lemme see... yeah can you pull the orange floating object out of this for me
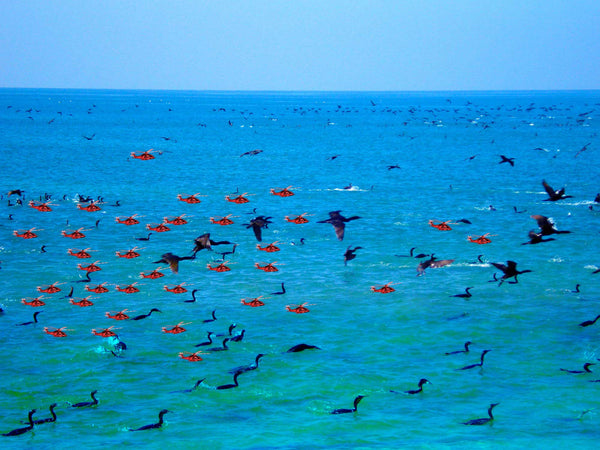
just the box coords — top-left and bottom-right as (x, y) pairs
(37, 282), (63, 293)
(255, 262), (279, 272)
(270, 186), (295, 197)
(13, 228), (39, 239)
(370, 282), (396, 293)
(77, 201), (102, 212)
(225, 193), (250, 204)
(285, 213), (310, 224)
(131, 149), (156, 160)
(115, 283), (140, 294)
(210, 214), (235, 225)
(162, 321), (190, 334)
(85, 282), (110, 293)
(164, 283), (189, 294)
(77, 261), (102, 272)
(70, 296), (94, 307)
(468, 233), (493, 244)
(146, 222), (170, 232)
(116, 247), (142, 258)
(91, 326), (119, 337)
(29, 200), (53, 212)
(177, 193), (202, 204)
(178, 350), (205, 361)
(164, 215), (188, 225)
(44, 326), (69, 337)
(115, 215), (141, 225)
(68, 248), (93, 258)
(105, 309), (130, 320)
(429, 220), (453, 231)
(22, 296), (46, 307)
(140, 268), (165, 279)
(62, 227), (87, 239)
(241, 296), (265, 307)
(207, 262), (231, 272)
(256, 242), (280, 252)
(286, 302), (311, 314)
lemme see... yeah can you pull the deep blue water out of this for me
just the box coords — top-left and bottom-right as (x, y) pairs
(1, 89), (599, 448)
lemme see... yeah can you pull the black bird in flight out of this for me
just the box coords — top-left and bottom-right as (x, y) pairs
(318, 210), (361, 241)
(542, 180), (573, 201)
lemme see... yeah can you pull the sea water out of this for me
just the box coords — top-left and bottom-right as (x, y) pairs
(0, 89), (599, 449)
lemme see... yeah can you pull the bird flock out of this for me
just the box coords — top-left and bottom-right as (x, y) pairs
(1, 92), (599, 445)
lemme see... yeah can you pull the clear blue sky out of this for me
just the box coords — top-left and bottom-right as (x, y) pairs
(1, 0), (598, 91)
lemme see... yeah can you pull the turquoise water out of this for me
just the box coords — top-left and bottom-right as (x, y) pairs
(1, 89), (599, 448)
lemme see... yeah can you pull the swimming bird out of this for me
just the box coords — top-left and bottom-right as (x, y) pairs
(135, 233), (152, 241)
(194, 332), (215, 347)
(499, 155), (514, 166)
(397, 378), (431, 395)
(530, 215), (571, 236)
(230, 329), (245, 342)
(216, 371), (242, 390)
(491, 260), (532, 285)
(208, 338), (230, 352)
(318, 211), (361, 241)
(572, 284), (581, 293)
(417, 255), (454, 276)
(131, 308), (161, 321)
(244, 216), (273, 241)
(16, 311), (43, 326)
(129, 409), (170, 431)
(71, 390), (99, 407)
(331, 395), (365, 414)
(344, 246), (362, 265)
(203, 309), (217, 323)
(216, 243), (238, 260)
(560, 363), (594, 374)
(452, 287), (473, 298)
(396, 247), (429, 258)
(170, 379), (205, 394)
(458, 349), (491, 370)
(542, 180), (573, 201)
(445, 341), (472, 355)
(153, 252), (195, 273)
(463, 403), (499, 425)
(579, 315), (600, 327)
(229, 353), (265, 374)
(270, 282), (286, 295)
(286, 343), (321, 353)
(32, 403), (57, 425)
(2, 409), (36, 436)
(184, 289), (200, 303)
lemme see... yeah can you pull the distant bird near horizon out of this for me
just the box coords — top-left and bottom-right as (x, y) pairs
(499, 155), (515, 166)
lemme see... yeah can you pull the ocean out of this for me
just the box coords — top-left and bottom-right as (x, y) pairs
(0, 89), (599, 449)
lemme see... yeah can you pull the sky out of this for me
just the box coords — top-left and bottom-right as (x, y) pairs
(0, 0), (598, 91)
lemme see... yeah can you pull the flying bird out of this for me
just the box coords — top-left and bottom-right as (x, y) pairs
(192, 233), (234, 254)
(417, 255), (454, 276)
(244, 216), (273, 242)
(542, 180), (573, 201)
(491, 260), (532, 285)
(317, 210), (361, 241)
(153, 252), (195, 273)
(344, 246), (362, 265)
(499, 155), (515, 166)
(530, 215), (571, 236)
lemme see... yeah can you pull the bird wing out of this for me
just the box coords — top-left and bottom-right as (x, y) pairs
(332, 220), (345, 241)
(430, 259), (454, 268)
(491, 262), (508, 273)
(542, 180), (556, 197)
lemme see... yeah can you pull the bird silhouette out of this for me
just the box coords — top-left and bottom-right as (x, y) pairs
(344, 246), (362, 265)
(530, 215), (571, 236)
(318, 211), (361, 241)
(542, 180), (573, 201)
(491, 261), (532, 285)
(244, 216), (273, 241)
